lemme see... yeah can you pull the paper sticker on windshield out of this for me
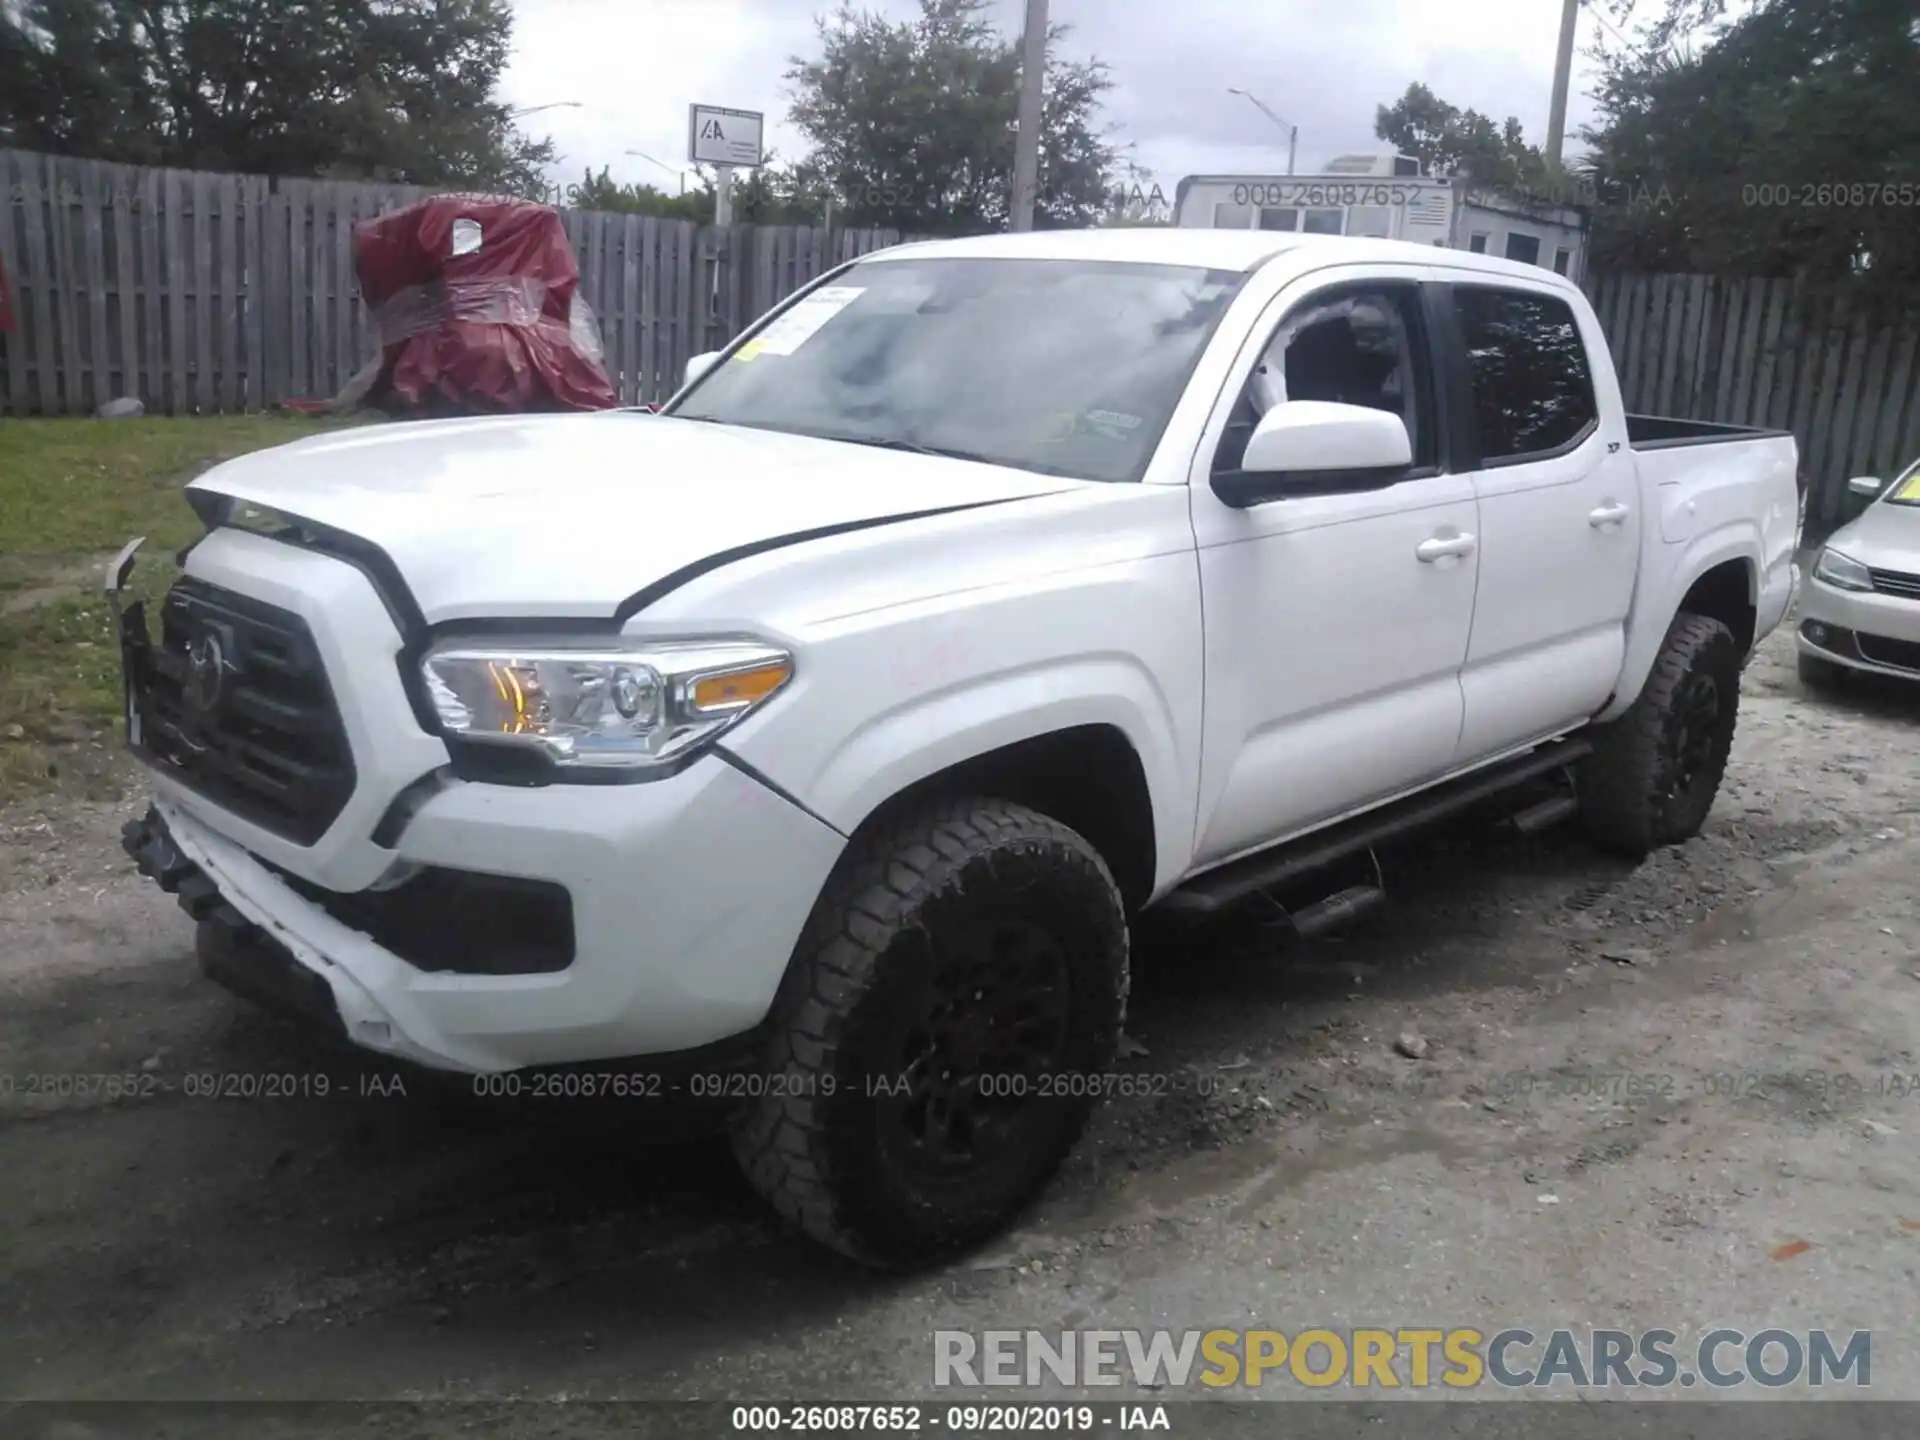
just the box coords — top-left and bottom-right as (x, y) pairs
(749, 286), (865, 356)
(1895, 471), (1920, 503)
(1085, 410), (1142, 440)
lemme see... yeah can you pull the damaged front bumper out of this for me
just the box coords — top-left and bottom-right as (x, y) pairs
(108, 527), (850, 1074)
(123, 804), (351, 1043)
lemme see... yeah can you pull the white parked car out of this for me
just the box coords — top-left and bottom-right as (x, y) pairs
(110, 229), (1800, 1266)
(1797, 459), (1920, 687)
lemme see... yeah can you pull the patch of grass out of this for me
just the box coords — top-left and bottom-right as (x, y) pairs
(0, 415), (349, 803)
(0, 414), (340, 556)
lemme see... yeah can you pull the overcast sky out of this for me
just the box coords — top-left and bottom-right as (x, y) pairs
(501, 0), (1618, 197)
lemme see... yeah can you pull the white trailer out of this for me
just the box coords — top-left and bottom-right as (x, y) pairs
(1174, 153), (1590, 282)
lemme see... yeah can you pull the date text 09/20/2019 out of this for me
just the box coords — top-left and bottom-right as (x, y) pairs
(466, 1070), (1218, 1102)
(730, 1405), (1165, 1433)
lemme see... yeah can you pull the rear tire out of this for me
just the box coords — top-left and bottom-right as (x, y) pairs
(1578, 613), (1741, 860)
(730, 797), (1129, 1268)
(1797, 652), (1845, 691)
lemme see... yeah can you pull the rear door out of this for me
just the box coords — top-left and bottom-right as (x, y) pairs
(1442, 281), (1641, 760)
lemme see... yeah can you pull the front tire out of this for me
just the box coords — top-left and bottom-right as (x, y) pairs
(731, 797), (1129, 1268)
(1578, 613), (1741, 860)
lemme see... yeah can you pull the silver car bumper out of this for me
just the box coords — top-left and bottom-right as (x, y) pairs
(1796, 571), (1920, 678)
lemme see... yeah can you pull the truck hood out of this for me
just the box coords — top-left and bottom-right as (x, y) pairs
(188, 412), (1086, 624)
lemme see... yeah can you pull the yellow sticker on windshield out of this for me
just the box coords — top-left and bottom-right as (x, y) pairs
(736, 340), (765, 362)
(1894, 470), (1920, 502)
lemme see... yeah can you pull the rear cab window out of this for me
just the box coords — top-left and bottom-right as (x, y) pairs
(1451, 287), (1599, 464)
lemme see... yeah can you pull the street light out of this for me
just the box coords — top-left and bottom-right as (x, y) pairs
(510, 102), (584, 118)
(625, 150), (688, 195)
(1227, 88), (1298, 176)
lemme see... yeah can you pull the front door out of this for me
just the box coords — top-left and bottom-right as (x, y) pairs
(1188, 274), (1480, 868)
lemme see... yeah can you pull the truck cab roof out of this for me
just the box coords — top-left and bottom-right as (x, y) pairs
(862, 227), (1586, 291)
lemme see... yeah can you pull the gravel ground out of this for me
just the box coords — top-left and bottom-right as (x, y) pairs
(2, 618), (1919, 1432)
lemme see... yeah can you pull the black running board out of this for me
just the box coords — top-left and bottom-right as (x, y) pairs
(1161, 739), (1593, 915)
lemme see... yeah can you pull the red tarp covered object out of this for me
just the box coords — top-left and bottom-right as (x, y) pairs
(349, 194), (616, 414)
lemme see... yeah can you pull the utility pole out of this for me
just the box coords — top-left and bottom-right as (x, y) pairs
(1545, 0), (1581, 170)
(1010, 0), (1048, 231)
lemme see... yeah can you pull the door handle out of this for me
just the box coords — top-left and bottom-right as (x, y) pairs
(1589, 502), (1631, 528)
(1416, 533), (1477, 563)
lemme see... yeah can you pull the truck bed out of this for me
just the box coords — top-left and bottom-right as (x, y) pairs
(1627, 414), (1793, 450)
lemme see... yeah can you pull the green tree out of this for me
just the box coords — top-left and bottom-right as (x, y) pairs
(565, 166), (711, 222)
(0, 0), (554, 195)
(562, 159), (828, 226)
(1579, 0), (1920, 289)
(1374, 82), (1552, 191)
(782, 0), (1136, 234)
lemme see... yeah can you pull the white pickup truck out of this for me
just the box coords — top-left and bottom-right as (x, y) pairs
(113, 229), (1800, 1266)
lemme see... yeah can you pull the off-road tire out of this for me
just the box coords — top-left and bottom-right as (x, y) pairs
(1577, 612), (1741, 860)
(1797, 652), (1846, 691)
(729, 797), (1129, 1268)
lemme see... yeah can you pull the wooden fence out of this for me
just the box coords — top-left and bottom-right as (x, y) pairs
(1584, 272), (1920, 535)
(6, 148), (1920, 535)
(0, 148), (905, 417)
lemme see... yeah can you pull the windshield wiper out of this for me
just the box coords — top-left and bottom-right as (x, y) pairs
(666, 421), (1079, 478)
(828, 434), (999, 466)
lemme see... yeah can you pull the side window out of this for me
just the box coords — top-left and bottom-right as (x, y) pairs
(1213, 286), (1436, 475)
(1348, 205), (1394, 238)
(1452, 287), (1599, 463)
(1504, 233), (1542, 266)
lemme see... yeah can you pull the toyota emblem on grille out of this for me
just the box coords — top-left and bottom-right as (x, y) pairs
(186, 632), (227, 712)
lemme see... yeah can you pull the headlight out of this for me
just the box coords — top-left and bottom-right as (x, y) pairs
(421, 638), (793, 773)
(1813, 547), (1873, 592)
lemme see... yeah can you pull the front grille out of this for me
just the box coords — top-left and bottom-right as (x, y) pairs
(1869, 568), (1920, 601)
(1854, 632), (1920, 673)
(136, 579), (356, 844)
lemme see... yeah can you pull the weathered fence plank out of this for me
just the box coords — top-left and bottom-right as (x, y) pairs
(80, 163), (110, 411)
(0, 152), (23, 411)
(191, 170), (214, 413)
(619, 216), (641, 405)
(672, 219), (695, 394)
(114, 168), (140, 410)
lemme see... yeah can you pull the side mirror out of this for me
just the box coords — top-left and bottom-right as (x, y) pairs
(1214, 401), (1413, 508)
(1847, 475), (1883, 498)
(684, 351), (722, 387)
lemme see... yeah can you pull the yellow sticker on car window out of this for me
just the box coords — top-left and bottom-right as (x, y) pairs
(1893, 470), (1920, 502)
(735, 340), (766, 362)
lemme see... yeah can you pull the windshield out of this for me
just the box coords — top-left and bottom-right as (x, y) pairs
(1884, 457), (1920, 505)
(667, 257), (1248, 483)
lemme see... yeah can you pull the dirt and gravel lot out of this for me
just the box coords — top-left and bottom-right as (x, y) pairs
(2, 616), (1918, 1433)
